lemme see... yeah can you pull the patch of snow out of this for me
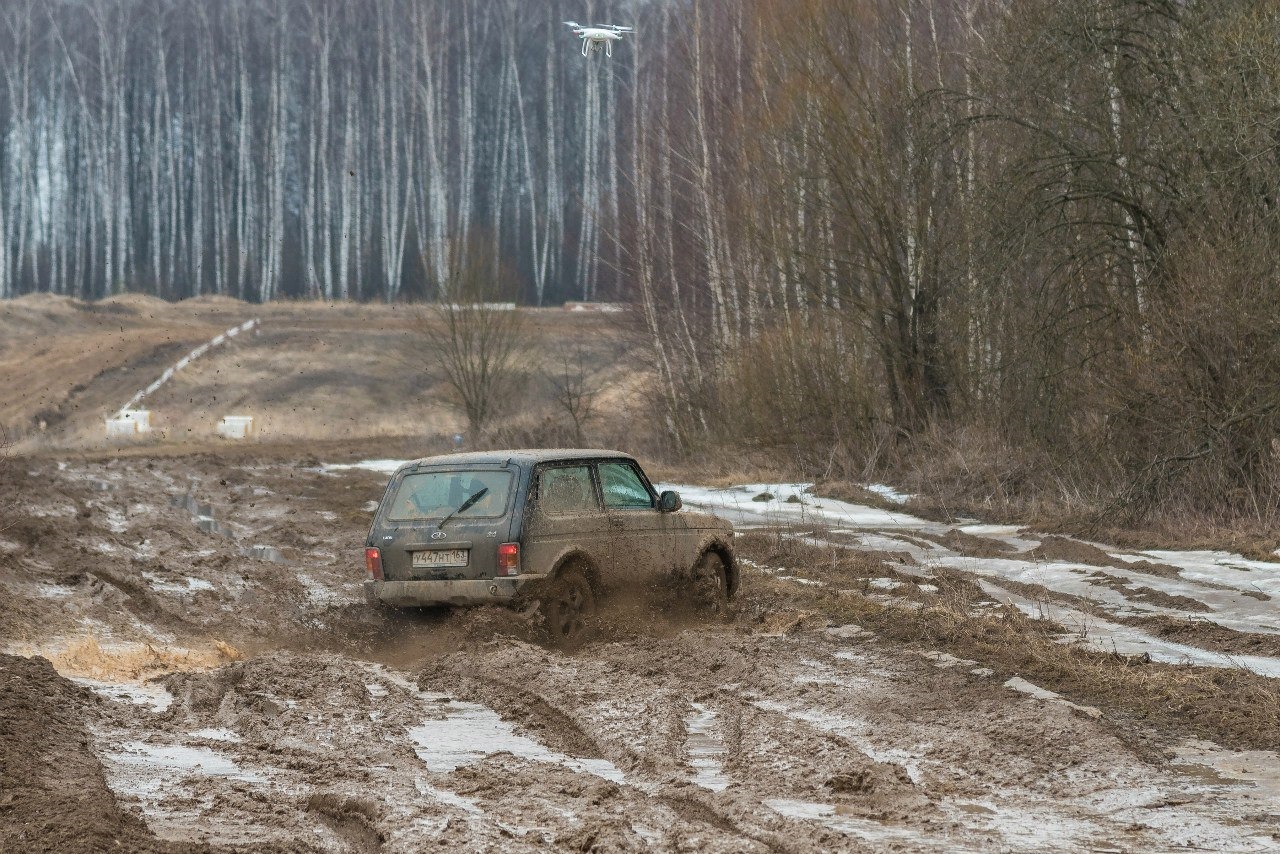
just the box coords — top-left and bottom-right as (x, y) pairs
(665, 482), (946, 532)
(978, 581), (1280, 677)
(921, 651), (977, 669)
(323, 459), (407, 475)
(936, 553), (1280, 637)
(1003, 677), (1101, 719)
(865, 483), (913, 505)
(778, 575), (826, 587)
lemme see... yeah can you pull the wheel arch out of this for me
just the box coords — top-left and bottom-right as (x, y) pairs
(550, 550), (602, 595)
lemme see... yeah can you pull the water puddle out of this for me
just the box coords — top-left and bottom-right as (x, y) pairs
(74, 676), (173, 712)
(749, 698), (923, 785)
(414, 778), (484, 815)
(1173, 740), (1280, 803)
(104, 741), (267, 799)
(408, 693), (626, 784)
(189, 727), (241, 743)
(685, 703), (730, 791)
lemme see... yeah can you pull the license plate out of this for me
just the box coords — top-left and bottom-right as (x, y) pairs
(413, 549), (469, 568)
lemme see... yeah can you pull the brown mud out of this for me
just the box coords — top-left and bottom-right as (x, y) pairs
(3, 450), (1279, 851)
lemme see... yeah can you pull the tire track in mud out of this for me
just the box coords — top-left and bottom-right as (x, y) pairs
(304, 794), (385, 853)
(418, 665), (631, 765)
(421, 640), (937, 853)
(420, 657), (812, 853)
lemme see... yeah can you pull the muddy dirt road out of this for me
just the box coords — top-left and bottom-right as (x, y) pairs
(3, 450), (1279, 852)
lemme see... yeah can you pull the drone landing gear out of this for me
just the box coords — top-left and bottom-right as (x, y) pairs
(605, 42), (612, 57)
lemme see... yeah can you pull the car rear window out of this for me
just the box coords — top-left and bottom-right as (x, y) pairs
(386, 469), (513, 521)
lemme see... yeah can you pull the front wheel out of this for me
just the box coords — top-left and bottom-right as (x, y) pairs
(544, 566), (597, 648)
(691, 551), (732, 617)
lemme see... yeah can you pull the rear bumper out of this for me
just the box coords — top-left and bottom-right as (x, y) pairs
(364, 574), (547, 607)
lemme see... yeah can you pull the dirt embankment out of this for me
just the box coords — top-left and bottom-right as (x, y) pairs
(0, 654), (222, 854)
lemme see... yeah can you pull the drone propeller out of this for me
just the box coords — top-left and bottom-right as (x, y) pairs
(604, 25), (634, 32)
(563, 21), (582, 28)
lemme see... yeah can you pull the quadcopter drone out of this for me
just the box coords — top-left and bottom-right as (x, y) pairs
(563, 22), (633, 57)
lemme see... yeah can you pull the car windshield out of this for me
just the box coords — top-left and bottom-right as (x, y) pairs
(386, 469), (512, 521)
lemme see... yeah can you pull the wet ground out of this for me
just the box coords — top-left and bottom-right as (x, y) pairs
(3, 452), (1280, 852)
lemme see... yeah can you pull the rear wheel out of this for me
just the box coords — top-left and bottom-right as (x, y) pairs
(544, 566), (596, 647)
(691, 551), (731, 617)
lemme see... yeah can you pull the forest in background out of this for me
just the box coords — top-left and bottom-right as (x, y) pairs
(3, 0), (1280, 525)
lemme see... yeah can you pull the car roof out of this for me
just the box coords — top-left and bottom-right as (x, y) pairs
(403, 449), (636, 469)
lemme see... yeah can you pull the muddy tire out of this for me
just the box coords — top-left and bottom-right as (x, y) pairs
(691, 551), (732, 618)
(544, 566), (596, 648)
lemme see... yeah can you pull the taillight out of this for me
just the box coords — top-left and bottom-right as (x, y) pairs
(364, 547), (384, 581)
(497, 543), (520, 576)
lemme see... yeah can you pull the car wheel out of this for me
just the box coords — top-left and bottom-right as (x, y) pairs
(544, 566), (596, 648)
(692, 551), (731, 617)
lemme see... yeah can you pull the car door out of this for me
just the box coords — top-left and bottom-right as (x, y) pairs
(596, 460), (666, 581)
(521, 463), (612, 586)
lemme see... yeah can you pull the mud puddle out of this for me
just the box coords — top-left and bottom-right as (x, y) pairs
(410, 691), (627, 783)
(685, 703), (730, 791)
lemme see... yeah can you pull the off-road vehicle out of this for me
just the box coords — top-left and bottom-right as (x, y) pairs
(362, 449), (737, 643)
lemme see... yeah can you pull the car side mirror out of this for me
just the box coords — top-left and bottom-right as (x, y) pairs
(658, 490), (682, 512)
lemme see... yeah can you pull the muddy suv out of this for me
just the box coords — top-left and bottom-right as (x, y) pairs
(363, 450), (738, 642)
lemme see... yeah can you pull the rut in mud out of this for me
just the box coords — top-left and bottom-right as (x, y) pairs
(3, 453), (1280, 852)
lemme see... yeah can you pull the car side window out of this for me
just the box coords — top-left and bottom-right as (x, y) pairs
(598, 462), (654, 510)
(536, 465), (599, 514)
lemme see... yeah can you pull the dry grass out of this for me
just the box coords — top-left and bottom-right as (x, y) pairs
(1, 297), (648, 452)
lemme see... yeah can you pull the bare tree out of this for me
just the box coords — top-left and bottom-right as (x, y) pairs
(421, 240), (524, 440)
(547, 347), (600, 446)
